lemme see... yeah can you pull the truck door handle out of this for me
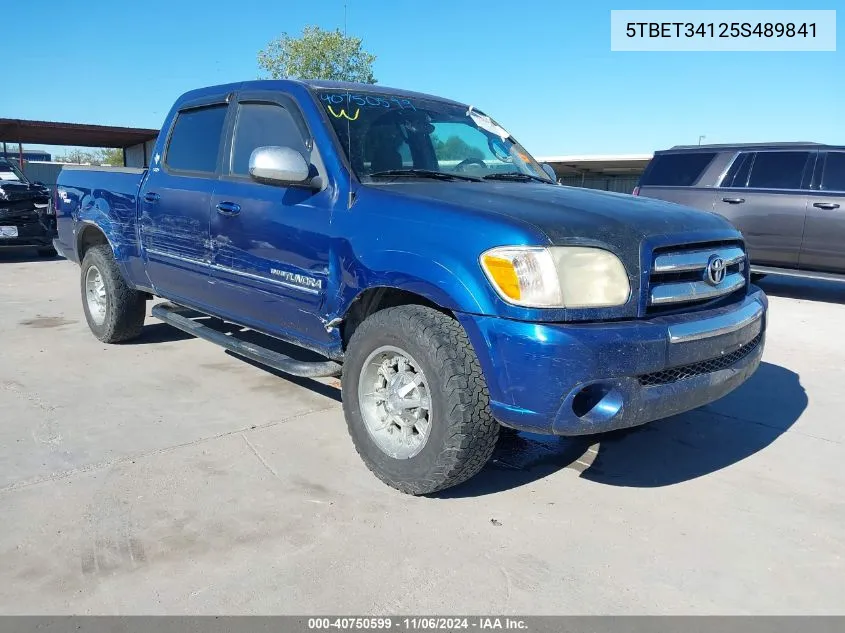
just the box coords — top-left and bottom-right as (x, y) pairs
(721, 197), (745, 204)
(143, 192), (160, 203)
(216, 201), (241, 216)
(813, 202), (840, 210)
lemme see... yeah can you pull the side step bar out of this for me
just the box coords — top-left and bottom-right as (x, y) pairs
(151, 302), (342, 378)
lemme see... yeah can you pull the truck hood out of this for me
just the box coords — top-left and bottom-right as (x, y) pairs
(375, 181), (735, 247)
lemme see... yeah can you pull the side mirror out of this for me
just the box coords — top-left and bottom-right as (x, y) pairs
(249, 146), (313, 188)
(541, 163), (557, 182)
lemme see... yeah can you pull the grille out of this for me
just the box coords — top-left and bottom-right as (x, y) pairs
(647, 241), (747, 314)
(638, 332), (763, 387)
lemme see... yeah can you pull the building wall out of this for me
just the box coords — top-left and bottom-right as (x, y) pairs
(124, 138), (157, 168)
(0, 149), (52, 162)
(21, 162), (63, 193)
(558, 174), (640, 194)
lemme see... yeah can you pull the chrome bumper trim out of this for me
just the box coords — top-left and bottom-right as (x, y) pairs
(668, 299), (764, 343)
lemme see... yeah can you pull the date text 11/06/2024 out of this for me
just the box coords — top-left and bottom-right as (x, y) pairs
(307, 617), (528, 630)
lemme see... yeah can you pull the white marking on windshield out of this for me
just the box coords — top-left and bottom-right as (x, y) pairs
(466, 106), (510, 141)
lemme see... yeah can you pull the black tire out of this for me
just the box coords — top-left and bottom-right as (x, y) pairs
(80, 244), (146, 343)
(37, 246), (57, 258)
(342, 305), (499, 495)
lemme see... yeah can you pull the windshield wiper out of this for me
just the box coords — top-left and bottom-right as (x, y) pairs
(369, 169), (481, 182)
(482, 172), (553, 184)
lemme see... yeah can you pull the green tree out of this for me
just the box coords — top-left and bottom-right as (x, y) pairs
(55, 148), (124, 166)
(55, 149), (99, 164)
(433, 135), (484, 161)
(258, 25), (376, 83)
(97, 148), (124, 166)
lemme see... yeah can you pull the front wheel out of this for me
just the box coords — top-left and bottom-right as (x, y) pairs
(80, 245), (146, 343)
(342, 305), (499, 495)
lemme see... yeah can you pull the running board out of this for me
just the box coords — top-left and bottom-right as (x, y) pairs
(151, 302), (342, 378)
(751, 265), (845, 283)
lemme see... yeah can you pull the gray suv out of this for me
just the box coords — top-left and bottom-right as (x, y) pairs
(636, 143), (845, 279)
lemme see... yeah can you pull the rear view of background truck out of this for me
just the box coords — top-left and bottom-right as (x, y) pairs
(55, 80), (767, 494)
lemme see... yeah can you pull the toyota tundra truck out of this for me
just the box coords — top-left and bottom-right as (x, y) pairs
(54, 80), (768, 494)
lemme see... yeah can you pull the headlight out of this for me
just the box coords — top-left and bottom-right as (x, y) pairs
(480, 246), (630, 308)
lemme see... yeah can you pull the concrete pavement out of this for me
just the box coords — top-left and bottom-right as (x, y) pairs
(0, 250), (842, 614)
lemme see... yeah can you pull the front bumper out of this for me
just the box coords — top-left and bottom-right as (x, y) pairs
(457, 288), (767, 436)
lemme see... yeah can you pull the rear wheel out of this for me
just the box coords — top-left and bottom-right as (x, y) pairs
(342, 305), (499, 495)
(80, 245), (146, 343)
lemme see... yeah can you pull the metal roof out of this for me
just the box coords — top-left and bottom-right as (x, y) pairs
(663, 142), (836, 152)
(0, 118), (158, 148)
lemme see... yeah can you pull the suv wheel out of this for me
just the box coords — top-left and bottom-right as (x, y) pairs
(342, 305), (499, 495)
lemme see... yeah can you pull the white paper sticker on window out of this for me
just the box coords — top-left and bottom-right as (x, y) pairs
(466, 107), (510, 141)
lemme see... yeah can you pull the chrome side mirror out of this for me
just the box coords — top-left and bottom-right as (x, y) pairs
(249, 146), (312, 187)
(541, 163), (558, 182)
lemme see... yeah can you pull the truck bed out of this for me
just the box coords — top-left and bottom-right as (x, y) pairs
(55, 165), (147, 264)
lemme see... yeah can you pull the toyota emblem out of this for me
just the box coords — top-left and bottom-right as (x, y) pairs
(706, 255), (726, 285)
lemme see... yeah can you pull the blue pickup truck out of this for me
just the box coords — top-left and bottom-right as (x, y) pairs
(55, 80), (767, 494)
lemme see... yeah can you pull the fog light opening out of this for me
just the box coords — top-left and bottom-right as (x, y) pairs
(571, 383), (624, 421)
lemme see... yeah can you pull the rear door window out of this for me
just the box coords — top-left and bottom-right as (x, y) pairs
(820, 152), (845, 192)
(229, 102), (308, 176)
(165, 105), (228, 174)
(639, 152), (717, 187)
(640, 152), (716, 187)
(747, 151), (811, 190)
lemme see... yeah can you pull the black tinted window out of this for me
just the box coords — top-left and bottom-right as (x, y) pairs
(821, 152), (845, 191)
(230, 103), (307, 176)
(165, 105), (227, 173)
(640, 152), (716, 187)
(747, 151), (810, 189)
(721, 152), (753, 188)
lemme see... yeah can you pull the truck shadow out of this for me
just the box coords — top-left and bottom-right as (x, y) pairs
(436, 362), (806, 498)
(0, 248), (63, 263)
(757, 276), (845, 305)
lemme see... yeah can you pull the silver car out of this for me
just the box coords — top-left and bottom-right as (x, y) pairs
(636, 143), (845, 280)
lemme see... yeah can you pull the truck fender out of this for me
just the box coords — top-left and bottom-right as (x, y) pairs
(332, 248), (498, 319)
(75, 194), (137, 282)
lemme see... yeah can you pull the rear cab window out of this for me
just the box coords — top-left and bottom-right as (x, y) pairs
(639, 152), (717, 187)
(164, 105), (229, 174)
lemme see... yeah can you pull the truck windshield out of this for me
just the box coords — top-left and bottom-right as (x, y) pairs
(316, 90), (552, 183)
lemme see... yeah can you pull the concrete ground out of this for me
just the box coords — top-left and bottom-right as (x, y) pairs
(0, 248), (843, 615)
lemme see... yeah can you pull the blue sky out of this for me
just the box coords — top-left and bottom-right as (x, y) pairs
(2, 0), (842, 158)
